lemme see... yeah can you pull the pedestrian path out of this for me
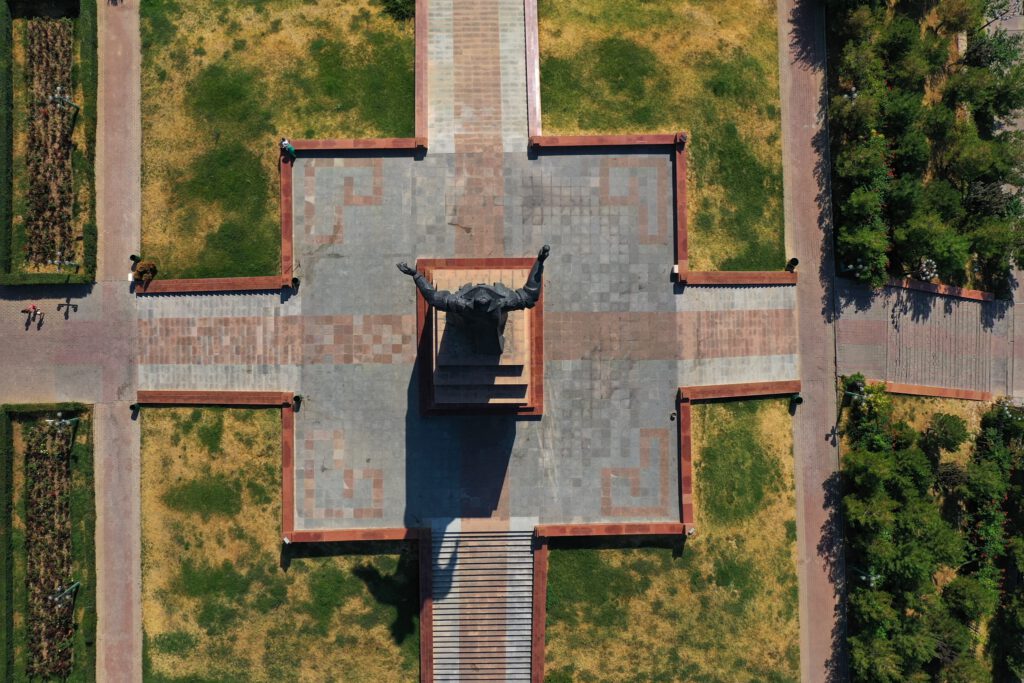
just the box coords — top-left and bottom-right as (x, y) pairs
(432, 527), (534, 682)
(836, 281), (1012, 395)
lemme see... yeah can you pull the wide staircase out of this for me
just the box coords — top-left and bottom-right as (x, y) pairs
(432, 530), (534, 681)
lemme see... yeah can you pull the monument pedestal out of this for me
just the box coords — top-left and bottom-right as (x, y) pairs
(415, 259), (544, 416)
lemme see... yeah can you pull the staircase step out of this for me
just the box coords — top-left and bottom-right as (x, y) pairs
(431, 528), (536, 681)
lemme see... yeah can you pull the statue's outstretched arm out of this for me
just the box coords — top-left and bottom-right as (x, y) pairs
(397, 262), (454, 311)
(509, 244), (550, 309)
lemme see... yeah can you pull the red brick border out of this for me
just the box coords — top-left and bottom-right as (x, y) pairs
(870, 380), (993, 402)
(534, 522), (685, 537)
(419, 529), (434, 683)
(290, 138), (425, 151)
(529, 133), (680, 147)
(135, 390), (294, 406)
(888, 278), (995, 302)
(414, 258), (544, 416)
(684, 271), (798, 286)
(531, 537), (549, 683)
(679, 380), (802, 402)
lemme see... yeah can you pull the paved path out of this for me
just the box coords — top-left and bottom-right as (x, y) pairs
(836, 281), (1012, 395)
(777, 0), (845, 681)
(0, 1), (142, 681)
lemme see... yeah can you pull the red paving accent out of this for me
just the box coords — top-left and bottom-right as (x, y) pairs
(679, 380), (802, 402)
(282, 406), (295, 538)
(888, 278), (995, 302)
(136, 390), (293, 406)
(534, 522), (685, 537)
(601, 428), (671, 518)
(419, 529), (434, 683)
(452, 140), (507, 257)
(415, 0), (429, 144)
(676, 398), (695, 531)
(137, 276), (287, 294)
(415, 258), (544, 416)
(531, 537), (549, 683)
(285, 528), (421, 543)
(674, 137), (689, 275)
(874, 380), (993, 402)
(304, 314), (416, 365)
(600, 158), (670, 245)
(684, 271), (798, 285)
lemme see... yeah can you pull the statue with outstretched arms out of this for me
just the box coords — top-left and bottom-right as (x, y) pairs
(397, 245), (550, 354)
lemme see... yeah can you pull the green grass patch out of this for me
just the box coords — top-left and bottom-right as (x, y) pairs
(140, 0), (414, 279)
(538, 0), (785, 271)
(161, 475), (242, 519)
(545, 399), (799, 682)
(696, 399), (782, 524)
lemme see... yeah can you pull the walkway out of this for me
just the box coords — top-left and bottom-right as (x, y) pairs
(777, 0), (845, 681)
(0, 1), (143, 681)
(836, 281), (1012, 396)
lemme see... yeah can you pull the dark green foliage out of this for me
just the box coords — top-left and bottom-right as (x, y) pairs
(920, 412), (970, 459)
(161, 475), (242, 519)
(841, 380), (1024, 681)
(178, 559), (252, 602)
(826, 0), (1024, 291)
(0, 411), (11, 683)
(0, 3), (11, 277)
(380, 0), (415, 21)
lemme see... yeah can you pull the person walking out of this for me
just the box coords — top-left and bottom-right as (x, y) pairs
(20, 304), (38, 320)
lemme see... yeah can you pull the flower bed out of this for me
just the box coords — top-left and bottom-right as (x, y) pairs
(23, 18), (74, 268)
(23, 420), (75, 679)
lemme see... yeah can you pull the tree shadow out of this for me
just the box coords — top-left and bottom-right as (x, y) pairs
(279, 539), (420, 648)
(817, 470), (849, 683)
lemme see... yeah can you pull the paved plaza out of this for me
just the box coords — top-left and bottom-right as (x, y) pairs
(2, 0), (1024, 680)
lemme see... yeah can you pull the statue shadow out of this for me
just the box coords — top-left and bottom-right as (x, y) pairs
(402, 366), (519, 602)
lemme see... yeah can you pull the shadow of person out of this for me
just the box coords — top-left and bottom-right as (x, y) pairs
(351, 545), (420, 646)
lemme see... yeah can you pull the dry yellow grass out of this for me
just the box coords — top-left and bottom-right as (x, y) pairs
(544, 400), (799, 681)
(140, 408), (417, 682)
(538, 0), (784, 271)
(140, 1), (412, 277)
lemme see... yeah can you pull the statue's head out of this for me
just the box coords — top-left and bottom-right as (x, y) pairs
(472, 293), (490, 312)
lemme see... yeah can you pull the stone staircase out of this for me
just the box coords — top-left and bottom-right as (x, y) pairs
(432, 530), (534, 681)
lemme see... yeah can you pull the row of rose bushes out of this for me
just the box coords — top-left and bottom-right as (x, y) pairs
(24, 18), (75, 268)
(24, 420), (76, 678)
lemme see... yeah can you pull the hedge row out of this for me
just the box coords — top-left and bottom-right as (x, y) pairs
(0, 2), (12, 277)
(0, 1), (97, 286)
(0, 410), (13, 683)
(0, 404), (93, 682)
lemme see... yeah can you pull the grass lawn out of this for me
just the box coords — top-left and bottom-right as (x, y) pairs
(544, 399), (799, 682)
(3, 408), (96, 682)
(139, 1), (414, 279)
(140, 408), (419, 682)
(538, 0), (784, 272)
(6, 4), (97, 280)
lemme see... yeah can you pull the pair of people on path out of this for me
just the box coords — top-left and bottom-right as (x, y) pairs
(20, 304), (44, 322)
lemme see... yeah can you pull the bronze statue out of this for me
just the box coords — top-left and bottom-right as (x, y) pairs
(398, 245), (550, 355)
